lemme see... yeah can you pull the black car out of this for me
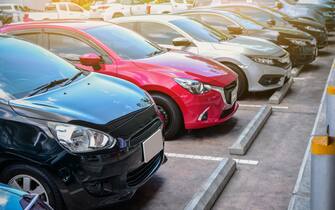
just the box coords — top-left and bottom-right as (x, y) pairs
(0, 35), (165, 210)
(177, 8), (318, 66)
(0, 10), (13, 25)
(266, 7), (328, 48)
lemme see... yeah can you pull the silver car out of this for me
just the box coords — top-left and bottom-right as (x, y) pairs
(111, 15), (292, 97)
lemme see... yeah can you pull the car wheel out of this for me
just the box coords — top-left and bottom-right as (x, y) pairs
(151, 93), (183, 140)
(113, 13), (124, 18)
(222, 62), (248, 98)
(0, 164), (64, 210)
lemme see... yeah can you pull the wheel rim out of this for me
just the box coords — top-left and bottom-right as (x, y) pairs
(8, 174), (49, 204)
(157, 105), (170, 128)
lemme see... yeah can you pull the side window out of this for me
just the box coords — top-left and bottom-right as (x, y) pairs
(118, 22), (137, 31)
(48, 34), (99, 61)
(138, 22), (182, 45)
(16, 33), (39, 45)
(68, 4), (84, 12)
(199, 14), (234, 31)
(59, 4), (67, 11)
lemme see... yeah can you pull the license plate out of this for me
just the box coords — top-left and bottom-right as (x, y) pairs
(142, 129), (163, 163)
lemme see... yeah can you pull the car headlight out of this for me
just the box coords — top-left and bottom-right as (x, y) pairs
(249, 56), (274, 65)
(174, 78), (211, 94)
(305, 25), (322, 32)
(288, 39), (307, 46)
(48, 122), (116, 153)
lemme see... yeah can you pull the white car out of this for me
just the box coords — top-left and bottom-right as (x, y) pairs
(102, 0), (189, 20)
(112, 15), (292, 97)
(27, 2), (91, 21)
(0, 4), (24, 22)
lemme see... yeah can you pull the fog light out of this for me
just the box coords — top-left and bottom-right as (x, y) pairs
(198, 107), (210, 121)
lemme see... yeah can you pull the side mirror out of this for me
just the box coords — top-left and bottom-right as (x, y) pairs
(227, 26), (243, 35)
(267, 19), (276, 26)
(275, 1), (283, 9)
(172, 37), (191, 47)
(79, 53), (101, 70)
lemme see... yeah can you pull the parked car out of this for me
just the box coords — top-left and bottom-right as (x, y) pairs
(0, 10), (13, 25)
(0, 35), (165, 210)
(207, 4), (327, 49)
(112, 15), (293, 98)
(204, 6), (318, 66)
(297, 0), (335, 8)
(0, 184), (52, 210)
(0, 4), (25, 22)
(1, 20), (239, 139)
(102, 0), (189, 20)
(27, 2), (91, 21)
(266, 7), (328, 48)
(196, 0), (327, 27)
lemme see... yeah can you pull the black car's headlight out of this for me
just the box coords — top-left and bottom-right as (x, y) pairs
(249, 56), (275, 66)
(48, 122), (116, 153)
(305, 26), (322, 32)
(174, 78), (211, 94)
(288, 38), (307, 46)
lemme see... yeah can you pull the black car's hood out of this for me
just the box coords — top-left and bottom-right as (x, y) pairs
(285, 17), (324, 29)
(272, 27), (313, 40)
(9, 73), (152, 125)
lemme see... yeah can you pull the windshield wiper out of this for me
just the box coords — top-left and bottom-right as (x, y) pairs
(147, 49), (164, 57)
(27, 78), (68, 97)
(64, 70), (84, 86)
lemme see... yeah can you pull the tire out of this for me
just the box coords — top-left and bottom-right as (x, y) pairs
(222, 62), (248, 98)
(151, 93), (183, 140)
(0, 164), (64, 210)
(112, 13), (124, 18)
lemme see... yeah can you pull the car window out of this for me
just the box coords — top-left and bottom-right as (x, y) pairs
(86, 25), (164, 60)
(170, 18), (231, 43)
(222, 12), (264, 30)
(68, 4), (84, 12)
(45, 4), (57, 12)
(138, 22), (182, 45)
(0, 37), (81, 99)
(59, 4), (67, 11)
(118, 22), (137, 31)
(48, 34), (100, 61)
(16, 33), (39, 45)
(198, 14), (236, 31)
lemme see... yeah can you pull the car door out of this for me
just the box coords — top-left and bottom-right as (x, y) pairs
(136, 21), (199, 53)
(44, 30), (117, 76)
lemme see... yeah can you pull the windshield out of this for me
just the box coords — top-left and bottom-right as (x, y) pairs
(86, 25), (164, 60)
(0, 37), (82, 99)
(222, 12), (264, 30)
(170, 18), (232, 43)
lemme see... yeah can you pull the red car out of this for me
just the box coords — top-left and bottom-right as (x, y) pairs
(1, 21), (239, 139)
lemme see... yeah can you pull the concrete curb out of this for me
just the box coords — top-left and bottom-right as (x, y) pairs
(292, 65), (304, 77)
(229, 105), (272, 155)
(184, 158), (236, 210)
(269, 78), (294, 104)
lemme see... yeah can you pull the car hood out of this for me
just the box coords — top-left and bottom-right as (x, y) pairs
(9, 73), (152, 125)
(211, 36), (285, 56)
(286, 17), (324, 28)
(134, 50), (237, 87)
(271, 27), (313, 40)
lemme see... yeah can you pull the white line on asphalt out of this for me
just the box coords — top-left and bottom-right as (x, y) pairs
(239, 104), (289, 110)
(165, 153), (259, 166)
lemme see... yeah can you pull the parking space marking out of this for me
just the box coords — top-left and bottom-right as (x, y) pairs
(239, 104), (289, 110)
(165, 153), (259, 166)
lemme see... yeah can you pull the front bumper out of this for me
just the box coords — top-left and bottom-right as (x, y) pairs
(56, 148), (165, 210)
(325, 18), (335, 31)
(287, 44), (317, 66)
(179, 82), (239, 130)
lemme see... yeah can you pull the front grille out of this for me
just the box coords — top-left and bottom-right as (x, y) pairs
(224, 81), (237, 105)
(127, 152), (162, 187)
(273, 53), (291, 69)
(106, 106), (162, 149)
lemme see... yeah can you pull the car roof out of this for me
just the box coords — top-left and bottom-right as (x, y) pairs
(1, 20), (111, 31)
(176, 8), (237, 15)
(112, 15), (188, 23)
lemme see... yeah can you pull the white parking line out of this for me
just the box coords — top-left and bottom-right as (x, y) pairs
(239, 104), (289, 110)
(165, 153), (259, 166)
